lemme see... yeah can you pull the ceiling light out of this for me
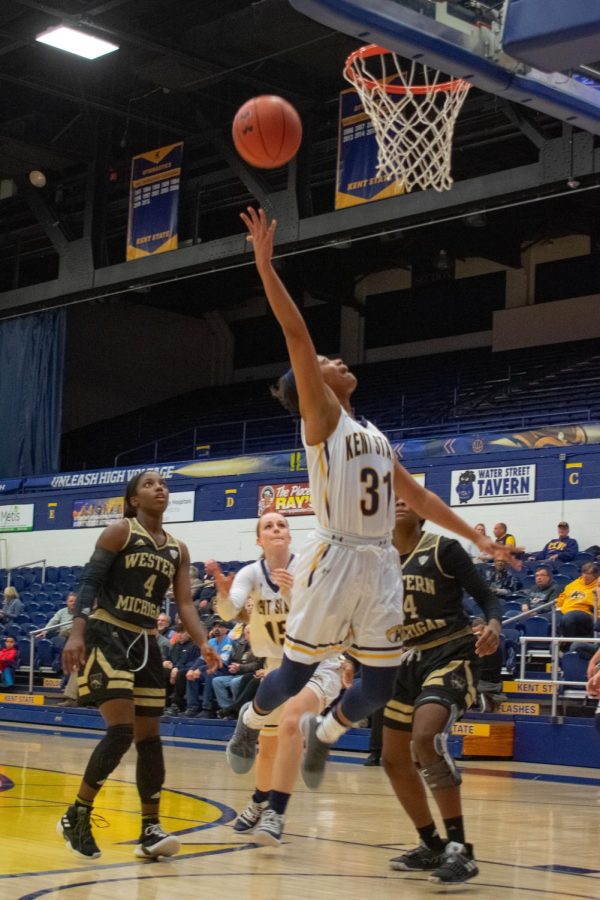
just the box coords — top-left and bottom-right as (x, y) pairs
(36, 25), (119, 60)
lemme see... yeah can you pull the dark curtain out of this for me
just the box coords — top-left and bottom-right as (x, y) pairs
(0, 309), (66, 476)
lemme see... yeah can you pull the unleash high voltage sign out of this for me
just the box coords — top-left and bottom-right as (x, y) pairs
(451, 465), (536, 507)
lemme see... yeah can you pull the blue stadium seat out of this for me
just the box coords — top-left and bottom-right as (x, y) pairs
(24, 601), (40, 614)
(35, 639), (54, 668)
(50, 592), (65, 605)
(520, 574), (536, 590)
(11, 575), (24, 592)
(503, 601), (523, 618)
(31, 612), (47, 628)
(55, 582), (72, 596)
(574, 552), (594, 565)
(523, 615), (551, 653)
(20, 591), (34, 606)
(557, 562), (579, 579)
(18, 569), (35, 587)
(553, 574), (571, 588)
(17, 638), (31, 667)
(58, 566), (72, 582)
(16, 614), (31, 626)
(5, 623), (21, 638)
(44, 566), (59, 584)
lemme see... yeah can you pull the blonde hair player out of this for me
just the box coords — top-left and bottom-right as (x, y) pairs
(226, 207), (519, 791)
(207, 510), (342, 845)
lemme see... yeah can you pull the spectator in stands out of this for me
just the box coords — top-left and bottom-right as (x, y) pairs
(556, 563), (599, 639)
(43, 592), (76, 642)
(484, 559), (520, 598)
(0, 586), (22, 624)
(184, 619), (234, 717)
(521, 565), (560, 614)
(163, 627), (202, 716)
(0, 634), (18, 689)
(157, 613), (174, 641)
(527, 521), (578, 565)
(493, 523), (516, 548)
(213, 625), (262, 711)
(465, 524), (493, 564)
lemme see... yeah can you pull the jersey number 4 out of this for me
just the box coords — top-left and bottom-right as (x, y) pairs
(360, 467), (392, 516)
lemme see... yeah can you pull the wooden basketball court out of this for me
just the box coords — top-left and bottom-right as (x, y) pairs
(1, 721), (598, 900)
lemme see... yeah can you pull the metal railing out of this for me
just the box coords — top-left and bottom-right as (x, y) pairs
(25, 622), (65, 694)
(6, 558), (47, 587)
(517, 636), (598, 718)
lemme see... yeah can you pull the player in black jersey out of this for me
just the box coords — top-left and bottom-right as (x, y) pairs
(382, 500), (502, 885)
(58, 470), (218, 860)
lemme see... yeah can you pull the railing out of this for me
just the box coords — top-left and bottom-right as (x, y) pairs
(517, 636), (598, 719)
(26, 622), (64, 694)
(7, 558), (47, 587)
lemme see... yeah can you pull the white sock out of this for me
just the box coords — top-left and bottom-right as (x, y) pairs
(316, 710), (351, 745)
(243, 704), (280, 730)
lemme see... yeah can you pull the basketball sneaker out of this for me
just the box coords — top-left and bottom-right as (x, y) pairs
(57, 804), (102, 859)
(226, 701), (261, 774)
(254, 808), (285, 847)
(428, 841), (478, 883)
(233, 799), (266, 833)
(134, 822), (180, 858)
(389, 840), (446, 871)
(300, 713), (330, 790)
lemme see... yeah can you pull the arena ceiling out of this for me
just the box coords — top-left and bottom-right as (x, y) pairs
(0, 0), (598, 319)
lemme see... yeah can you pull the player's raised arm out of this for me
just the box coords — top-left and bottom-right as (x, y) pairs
(241, 207), (340, 443)
(393, 459), (522, 564)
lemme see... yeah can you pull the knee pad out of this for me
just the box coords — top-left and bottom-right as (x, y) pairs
(136, 735), (165, 803)
(411, 704), (462, 790)
(83, 723), (134, 791)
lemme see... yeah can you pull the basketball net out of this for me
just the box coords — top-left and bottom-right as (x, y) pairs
(344, 45), (471, 193)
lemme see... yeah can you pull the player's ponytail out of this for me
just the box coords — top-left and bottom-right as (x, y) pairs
(270, 368), (299, 416)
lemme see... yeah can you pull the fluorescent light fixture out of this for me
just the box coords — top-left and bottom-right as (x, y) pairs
(36, 25), (119, 60)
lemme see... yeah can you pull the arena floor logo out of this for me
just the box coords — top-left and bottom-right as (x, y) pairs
(0, 764), (238, 877)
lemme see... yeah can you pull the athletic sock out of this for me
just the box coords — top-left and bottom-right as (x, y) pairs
(417, 822), (445, 851)
(268, 790), (291, 815)
(444, 815), (465, 846)
(74, 795), (93, 810)
(315, 708), (349, 745)
(140, 814), (160, 839)
(253, 789), (269, 804)
(243, 703), (278, 730)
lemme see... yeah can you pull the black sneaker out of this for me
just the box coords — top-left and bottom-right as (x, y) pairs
(390, 840), (446, 871)
(57, 805), (102, 859)
(134, 823), (180, 859)
(226, 702), (261, 774)
(254, 808), (285, 847)
(233, 799), (266, 833)
(163, 704), (181, 717)
(363, 753), (381, 766)
(300, 714), (330, 790)
(183, 706), (200, 717)
(429, 841), (479, 883)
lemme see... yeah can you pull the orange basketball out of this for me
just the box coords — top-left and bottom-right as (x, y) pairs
(232, 95), (302, 169)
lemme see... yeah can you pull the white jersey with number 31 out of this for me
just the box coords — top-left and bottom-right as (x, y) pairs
(303, 407), (396, 538)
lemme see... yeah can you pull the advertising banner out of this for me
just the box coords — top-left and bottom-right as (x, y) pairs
(163, 491), (195, 523)
(451, 464), (536, 507)
(258, 483), (313, 516)
(0, 504), (34, 532)
(73, 492), (195, 528)
(126, 142), (183, 260)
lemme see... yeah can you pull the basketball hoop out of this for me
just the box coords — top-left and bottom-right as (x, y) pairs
(344, 45), (471, 193)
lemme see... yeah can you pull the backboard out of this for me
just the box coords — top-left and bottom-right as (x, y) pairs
(289, 0), (600, 135)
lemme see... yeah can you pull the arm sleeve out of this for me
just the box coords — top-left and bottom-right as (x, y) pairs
(214, 564), (255, 621)
(74, 548), (118, 620)
(439, 540), (503, 623)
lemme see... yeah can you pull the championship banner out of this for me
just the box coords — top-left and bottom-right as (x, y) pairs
(0, 504), (34, 532)
(451, 464), (536, 507)
(335, 87), (404, 209)
(126, 142), (183, 261)
(258, 483), (313, 516)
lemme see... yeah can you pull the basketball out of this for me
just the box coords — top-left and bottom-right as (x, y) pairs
(232, 95), (302, 169)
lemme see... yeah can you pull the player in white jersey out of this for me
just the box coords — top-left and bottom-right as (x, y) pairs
(209, 511), (342, 845)
(226, 207), (519, 789)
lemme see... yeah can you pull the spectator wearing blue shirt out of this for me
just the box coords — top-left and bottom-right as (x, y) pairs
(527, 522), (579, 565)
(185, 619), (234, 717)
(163, 628), (202, 716)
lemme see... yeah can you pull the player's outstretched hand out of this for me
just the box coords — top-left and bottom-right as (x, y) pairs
(474, 621), (501, 657)
(478, 536), (524, 568)
(240, 207), (277, 271)
(206, 559), (234, 597)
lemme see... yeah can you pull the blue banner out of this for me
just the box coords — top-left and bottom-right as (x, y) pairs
(126, 142), (183, 260)
(335, 88), (404, 209)
(0, 478), (23, 494)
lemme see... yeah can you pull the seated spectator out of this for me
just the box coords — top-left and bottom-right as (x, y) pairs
(184, 619), (233, 717)
(42, 592), (76, 644)
(157, 612), (174, 641)
(163, 627), (202, 716)
(521, 565), (561, 613)
(484, 558), (520, 598)
(217, 665), (267, 719)
(212, 625), (263, 711)
(466, 523), (493, 564)
(0, 587), (22, 624)
(527, 521), (579, 565)
(0, 634), (18, 689)
(493, 522), (516, 547)
(556, 563), (599, 639)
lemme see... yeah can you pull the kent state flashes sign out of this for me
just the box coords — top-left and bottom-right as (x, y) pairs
(451, 464), (536, 507)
